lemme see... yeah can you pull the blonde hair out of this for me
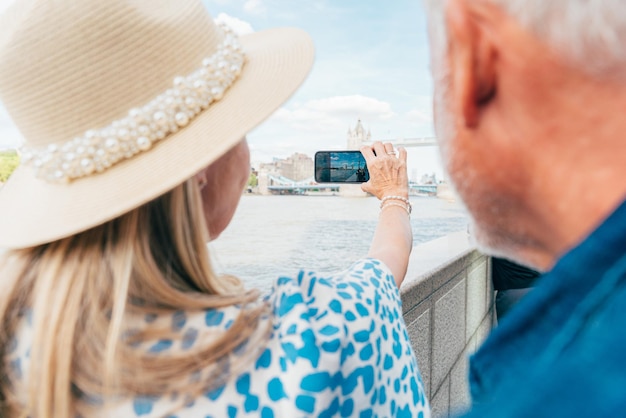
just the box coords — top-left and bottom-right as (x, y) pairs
(0, 178), (269, 417)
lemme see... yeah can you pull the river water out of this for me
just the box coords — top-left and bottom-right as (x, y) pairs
(209, 195), (469, 292)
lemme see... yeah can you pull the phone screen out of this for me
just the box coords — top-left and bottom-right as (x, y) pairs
(314, 151), (369, 183)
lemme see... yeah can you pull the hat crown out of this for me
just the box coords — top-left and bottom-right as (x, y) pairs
(0, 0), (221, 147)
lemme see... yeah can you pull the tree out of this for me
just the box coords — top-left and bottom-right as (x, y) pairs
(0, 150), (19, 183)
(248, 171), (258, 188)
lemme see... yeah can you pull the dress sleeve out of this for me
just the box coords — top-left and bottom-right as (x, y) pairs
(267, 258), (430, 418)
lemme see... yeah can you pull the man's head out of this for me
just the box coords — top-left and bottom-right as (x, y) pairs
(424, 0), (626, 270)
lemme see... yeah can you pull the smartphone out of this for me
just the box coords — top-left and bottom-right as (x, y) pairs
(314, 150), (369, 183)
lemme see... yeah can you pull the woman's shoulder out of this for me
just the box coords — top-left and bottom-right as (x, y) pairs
(266, 258), (402, 344)
(267, 257), (400, 310)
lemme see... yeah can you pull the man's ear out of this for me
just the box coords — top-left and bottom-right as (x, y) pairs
(446, 0), (497, 127)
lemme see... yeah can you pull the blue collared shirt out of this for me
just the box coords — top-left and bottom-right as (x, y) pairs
(463, 199), (626, 417)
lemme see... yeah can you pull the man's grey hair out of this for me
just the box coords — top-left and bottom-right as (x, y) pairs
(423, 0), (626, 79)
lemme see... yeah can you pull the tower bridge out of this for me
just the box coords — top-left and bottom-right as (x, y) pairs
(346, 119), (453, 200)
(255, 119), (451, 198)
(363, 137), (438, 148)
(265, 175), (339, 195)
(348, 118), (438, 149)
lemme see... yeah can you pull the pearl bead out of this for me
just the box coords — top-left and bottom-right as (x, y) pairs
(173, 76), (186, 88)
(129, 108), (144, 123)
(153, 111), (168, 127)
(137, 136), (152, 151)
(138, 125), (150, 137)
(105, 138), (120, 153)
(101, 128), (115, 138)
(81, 158), (95, 174)
(185, 97), (197, 108)
(211, 87), (224, 100)
(175, 112), (189, 127)
(118, 128), (131, 141)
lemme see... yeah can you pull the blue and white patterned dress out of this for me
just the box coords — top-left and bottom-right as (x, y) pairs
(7, 258), (430, 417)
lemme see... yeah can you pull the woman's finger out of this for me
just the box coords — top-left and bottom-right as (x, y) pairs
(373, 141), (387, 157)
(398, 147), (407, 162)
(360, 145), (376, 165)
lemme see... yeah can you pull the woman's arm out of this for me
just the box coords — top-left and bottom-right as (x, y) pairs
(360, 142), (413, 287)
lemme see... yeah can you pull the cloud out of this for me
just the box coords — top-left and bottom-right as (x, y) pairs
(306, 95), (395, 119)
(407, 108), (432, 123)
(246, 94), (404, 160)
(0, 0), (16, 14)
(243, 0), (266, 16)
(272, 95), (395, 129)
(214, 12), (255, 35)
(252, 95), (396, 151)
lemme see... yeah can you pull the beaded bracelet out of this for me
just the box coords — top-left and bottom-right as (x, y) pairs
(381, 195), (410, 205)
(380, 195), (412, 214)
(380, 201), (411, 216)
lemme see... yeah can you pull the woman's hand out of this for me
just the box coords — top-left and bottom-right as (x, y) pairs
(360, 142), (409, 199)
(361, 142), (413, 288)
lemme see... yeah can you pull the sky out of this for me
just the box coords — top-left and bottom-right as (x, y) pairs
(0, 0), (444, 179)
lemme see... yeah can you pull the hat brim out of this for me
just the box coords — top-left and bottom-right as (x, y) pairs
(0, 27), (315, 249)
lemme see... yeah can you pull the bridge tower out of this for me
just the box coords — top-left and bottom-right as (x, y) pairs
(347, 118), (371, 150)
(340, 119), (372, 197)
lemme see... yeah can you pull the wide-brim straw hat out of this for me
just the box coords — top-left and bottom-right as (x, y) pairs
(0, 0), (314, 249)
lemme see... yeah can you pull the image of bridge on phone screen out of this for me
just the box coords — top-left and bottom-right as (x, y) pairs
(315, 151), (369, 183)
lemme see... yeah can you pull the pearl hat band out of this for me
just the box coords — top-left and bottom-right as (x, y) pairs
(20, 23), (244, 183)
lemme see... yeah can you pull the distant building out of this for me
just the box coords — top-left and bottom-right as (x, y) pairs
(347, 118), (372, 149)
(279, 152), (314, 181)
(258, 153), (313, 182)
(411, 168), (419, 184)
(420, 172), (438, 185)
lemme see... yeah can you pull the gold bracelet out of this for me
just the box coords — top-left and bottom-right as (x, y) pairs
(380, 201), (411, 216)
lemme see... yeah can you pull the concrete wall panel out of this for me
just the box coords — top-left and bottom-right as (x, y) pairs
(400, 233), (494, 418)
(432, 278), (467, 391)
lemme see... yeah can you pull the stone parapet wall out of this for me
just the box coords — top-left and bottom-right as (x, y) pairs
(400, 232), (495, 417)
